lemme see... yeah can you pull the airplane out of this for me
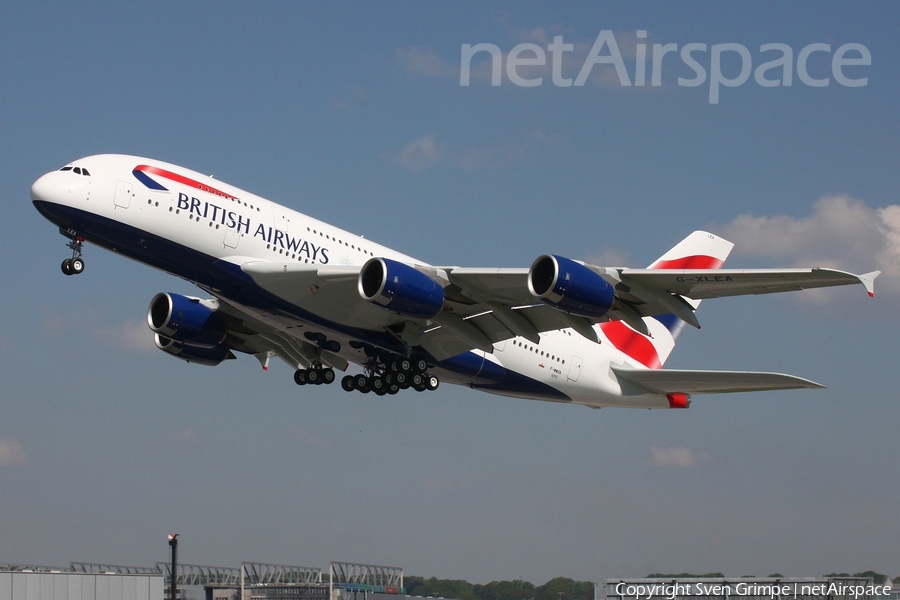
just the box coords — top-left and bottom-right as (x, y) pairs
(31, 154), (880, 409)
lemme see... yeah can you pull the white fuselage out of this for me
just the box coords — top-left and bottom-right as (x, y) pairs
(32, 154), (674, 409)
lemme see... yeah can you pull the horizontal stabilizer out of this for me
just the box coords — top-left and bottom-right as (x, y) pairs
(612, 365), (824, 395)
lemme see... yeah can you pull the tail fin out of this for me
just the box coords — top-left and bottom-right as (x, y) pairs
(600, 231), (734, 369)
(647, 230), (734, 271)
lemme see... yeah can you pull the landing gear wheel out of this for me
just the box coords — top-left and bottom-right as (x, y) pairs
(69, 257), (85, 274)
(426, 375), (440, 391)
(371, 376), (386, 393)
(411, 373), (425, 387)
(395, 372), (408, 386)
(341, 375), (355, 392)
(413, 381), (427, 392)
(355, 374), (370, 393)
(413, 359), (428, 373)
(294, 370), (308, 385)
(387, 384), (400, 395)
(322, 368), (336, 384)
(306, 369), (320, 384)
(61, 236), (85, 276)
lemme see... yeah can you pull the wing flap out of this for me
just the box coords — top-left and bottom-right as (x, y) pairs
(611, 365), (824, 395)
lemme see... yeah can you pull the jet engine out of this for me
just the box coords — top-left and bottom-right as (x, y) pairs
(528, 254), (615, 318)
(147, 292), (227, 348)
(358, 257), (444, 319)
(154, 333), (234, 367)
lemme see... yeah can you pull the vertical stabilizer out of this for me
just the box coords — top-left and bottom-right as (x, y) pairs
(600, 231), (734, 368)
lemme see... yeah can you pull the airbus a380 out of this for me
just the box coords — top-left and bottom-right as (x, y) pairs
(31, 154), (879, 409)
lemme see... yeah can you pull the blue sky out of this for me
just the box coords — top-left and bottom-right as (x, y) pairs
(1, 1), (899, 584)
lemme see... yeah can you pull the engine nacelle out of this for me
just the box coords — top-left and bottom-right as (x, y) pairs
(358, 257), (444, 319)
(155, 334), (233, 367)
(147, 292), (227, 349)
(528, 254), (615, 319)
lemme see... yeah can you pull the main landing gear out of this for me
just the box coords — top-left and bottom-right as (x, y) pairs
(61, 235), (86, 276)
(293, 366), (337, 386)
(339, 357), (439, 396)
(292, 333), (341, 386)
(291, 357), (440, 396)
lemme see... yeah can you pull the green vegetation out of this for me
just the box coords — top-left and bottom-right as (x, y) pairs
(645, 574), (724, 579)
(824, 571), (890, 585)
(403, 577), (594, 600)
(404, 571), (895, 600)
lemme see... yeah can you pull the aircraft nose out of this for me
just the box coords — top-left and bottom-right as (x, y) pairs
(31, 171), (60, 203)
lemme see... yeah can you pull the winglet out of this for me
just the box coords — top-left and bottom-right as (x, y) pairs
(859, 271), (880, 298)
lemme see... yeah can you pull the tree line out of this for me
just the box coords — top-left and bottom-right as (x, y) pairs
(403, 576), (594, 600)
(404, 572), (895, 600)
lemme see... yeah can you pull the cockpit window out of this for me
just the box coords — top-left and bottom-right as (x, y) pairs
(59, 166), (90, 176)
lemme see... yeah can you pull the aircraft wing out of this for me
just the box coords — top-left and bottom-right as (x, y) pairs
(617, 267), (880, 300)
(239, 259), (879, 361)
(611, 365), (824, 395)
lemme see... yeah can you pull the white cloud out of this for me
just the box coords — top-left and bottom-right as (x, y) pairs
(650, 446), (707, 468)
(395, 47), (457, 78)
(394, 128), (560, 173)
(585, 247), (632, 268)
(720, 195), (900, 295)
(394, 134), (444, 172)
(93, 319), (154, 352)
(398, 30), (657, 89)
(0, 438), (28, 467)
(41, 309), (154, 352)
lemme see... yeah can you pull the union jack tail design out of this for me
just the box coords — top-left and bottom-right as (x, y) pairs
(600, 231), (734, 368)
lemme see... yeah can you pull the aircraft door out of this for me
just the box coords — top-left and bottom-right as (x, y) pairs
(114, 180), (132, 208)
(223, 223), (240, 249)
(273, 206), (290, 235)
(567, 354), (583, 381)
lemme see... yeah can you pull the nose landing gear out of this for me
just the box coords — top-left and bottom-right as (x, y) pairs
(61, 235), (86, 276)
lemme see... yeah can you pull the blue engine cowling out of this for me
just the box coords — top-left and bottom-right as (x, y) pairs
(154, 334), (233, 367)
(358, 257), (444, 319)
(527, 254), (616, 318)
(147, 292), (227, 349)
